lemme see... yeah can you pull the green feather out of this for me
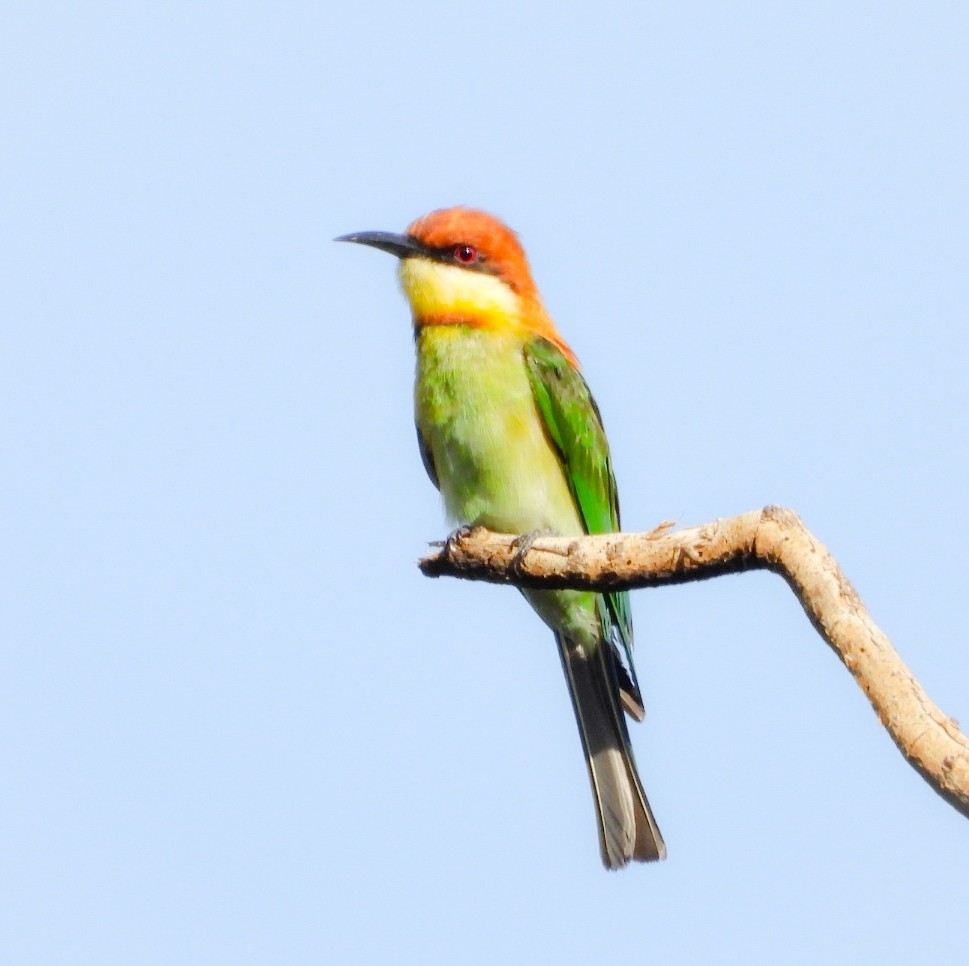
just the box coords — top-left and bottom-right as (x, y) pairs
(523, 337), (642, 715)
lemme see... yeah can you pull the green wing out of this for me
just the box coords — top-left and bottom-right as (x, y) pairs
(523, 337), (643, 718)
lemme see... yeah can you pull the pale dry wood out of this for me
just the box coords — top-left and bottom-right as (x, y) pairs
(420, 505), (969, 819)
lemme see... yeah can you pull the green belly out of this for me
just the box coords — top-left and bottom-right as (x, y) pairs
(415, 325), (584, 533)
(415, 324), (599, 646)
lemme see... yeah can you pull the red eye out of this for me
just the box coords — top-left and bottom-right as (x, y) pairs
(454, 244), (477, 263)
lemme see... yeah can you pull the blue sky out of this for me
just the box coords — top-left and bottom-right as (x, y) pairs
(3, 3), (968, 963)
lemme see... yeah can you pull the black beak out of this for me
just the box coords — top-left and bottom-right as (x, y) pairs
(334, 231), (426, 259)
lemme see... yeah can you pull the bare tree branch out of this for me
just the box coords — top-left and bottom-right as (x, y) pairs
(419, 505), (969, 819)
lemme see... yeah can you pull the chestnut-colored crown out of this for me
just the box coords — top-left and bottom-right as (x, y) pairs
(406, 207), (539, 298)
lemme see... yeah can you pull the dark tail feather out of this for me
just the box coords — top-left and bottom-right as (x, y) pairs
(556, 632), (666, 868)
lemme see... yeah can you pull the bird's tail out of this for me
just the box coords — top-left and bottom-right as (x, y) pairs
(556, 632), (666, 868)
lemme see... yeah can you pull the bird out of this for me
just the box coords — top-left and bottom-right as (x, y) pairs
(337, 207), (665, 868)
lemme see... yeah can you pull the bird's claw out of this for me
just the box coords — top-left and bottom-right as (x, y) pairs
(509, 529), (556, 580)
(439, 524), (479, 559)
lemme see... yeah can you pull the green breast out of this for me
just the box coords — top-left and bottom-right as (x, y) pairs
(414, 325), (583, 536)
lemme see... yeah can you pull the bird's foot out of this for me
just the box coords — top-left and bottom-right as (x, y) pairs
(431, 524), (481, 560)
(509, 529), (557, 580)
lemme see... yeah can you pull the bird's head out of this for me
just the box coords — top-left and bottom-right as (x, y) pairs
(337, 207), (573, 360)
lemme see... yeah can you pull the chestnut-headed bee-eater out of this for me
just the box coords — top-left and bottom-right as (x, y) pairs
(337, 207), (665, 868)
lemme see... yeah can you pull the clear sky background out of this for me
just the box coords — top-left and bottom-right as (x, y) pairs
(3, 3), (968, 963)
